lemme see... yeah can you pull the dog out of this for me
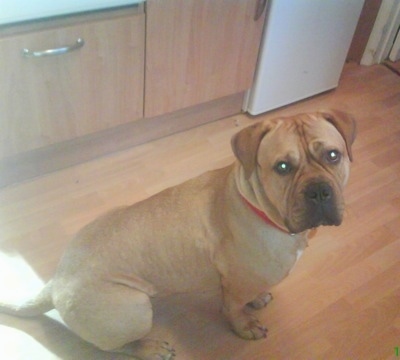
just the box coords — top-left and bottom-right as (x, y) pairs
(0, 110), (356, 359)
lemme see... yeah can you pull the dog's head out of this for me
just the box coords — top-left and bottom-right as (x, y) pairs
(232, 110), (356, 234)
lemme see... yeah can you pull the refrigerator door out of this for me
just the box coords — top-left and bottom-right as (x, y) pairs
(246, 0), (364, 115)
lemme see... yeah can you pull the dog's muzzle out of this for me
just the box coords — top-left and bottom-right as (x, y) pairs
(303, 181), (342, 229)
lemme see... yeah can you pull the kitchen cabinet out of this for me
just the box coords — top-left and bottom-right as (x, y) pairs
(0, 2), (266, 187)
(145, 0), (266, 117)
(0, 7), (145, 159)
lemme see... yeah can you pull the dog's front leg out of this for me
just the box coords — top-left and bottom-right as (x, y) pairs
(247, 292), (273, 310)
(221, 280), (268, 340)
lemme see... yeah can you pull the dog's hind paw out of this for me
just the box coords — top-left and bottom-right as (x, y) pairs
(116, 339), (176, 360)
(247, 292), (273, 310)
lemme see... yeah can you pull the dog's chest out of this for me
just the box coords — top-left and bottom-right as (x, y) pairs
(260, 235), (306, 285)
(290, 248), (304, 273)
(233, 223), (308, 286)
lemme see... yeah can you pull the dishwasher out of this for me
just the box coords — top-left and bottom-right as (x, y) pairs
(245, 0), (365, 115)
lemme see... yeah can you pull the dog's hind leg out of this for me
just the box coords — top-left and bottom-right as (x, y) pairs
(53, 281), (175, 360)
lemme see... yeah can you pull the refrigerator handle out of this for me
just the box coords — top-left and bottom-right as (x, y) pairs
(254, 0), (268, 21)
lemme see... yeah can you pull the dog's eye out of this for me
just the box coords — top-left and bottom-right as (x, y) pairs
(274, 161), (292, 175)
(326, 150), (341, 164)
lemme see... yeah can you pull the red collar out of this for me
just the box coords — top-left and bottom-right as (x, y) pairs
(240, 194), (290, 234)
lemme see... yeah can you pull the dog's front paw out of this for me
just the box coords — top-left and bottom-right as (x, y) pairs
(230, 315), (268, 340)
(247, 292), (273, 310)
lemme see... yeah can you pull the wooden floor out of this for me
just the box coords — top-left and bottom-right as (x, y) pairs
(385, 60), (400, 76)
(0, 63), (399, 359)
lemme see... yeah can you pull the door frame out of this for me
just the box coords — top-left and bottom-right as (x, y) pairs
(388, 25), (400, 61)
(361, 0), (400, 65)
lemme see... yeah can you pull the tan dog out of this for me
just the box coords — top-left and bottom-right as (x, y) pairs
(0, 110), (356, 359)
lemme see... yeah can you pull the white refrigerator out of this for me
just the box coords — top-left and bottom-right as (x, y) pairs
(245, 0), (365, 115)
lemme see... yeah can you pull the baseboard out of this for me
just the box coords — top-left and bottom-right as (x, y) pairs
(0, 92), (244, 188)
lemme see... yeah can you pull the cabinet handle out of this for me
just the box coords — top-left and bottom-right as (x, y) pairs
(22, 38), (85, 58)
(254, 0), (268, 21)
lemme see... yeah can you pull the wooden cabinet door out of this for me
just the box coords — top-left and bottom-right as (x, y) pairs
(0, 10), (144, 159)
(145, 0), (266, 118)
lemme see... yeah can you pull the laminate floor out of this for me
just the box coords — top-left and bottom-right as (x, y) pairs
(0, 63), (399, 359)
(385, 60), (400, 76)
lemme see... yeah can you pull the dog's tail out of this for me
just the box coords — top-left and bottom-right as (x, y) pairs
(0, 280), (54, 317)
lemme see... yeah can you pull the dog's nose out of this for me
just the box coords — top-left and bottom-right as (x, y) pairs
(305, 182), (333, 203)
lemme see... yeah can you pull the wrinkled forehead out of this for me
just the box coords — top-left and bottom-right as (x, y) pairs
(259, 121), (300, 157)
(257, 117), (346, 163)
(302, 118), (347, 152)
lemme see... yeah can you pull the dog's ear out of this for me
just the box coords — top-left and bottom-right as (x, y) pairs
(320, 110), (357, 162)
(231, 121), (272, 178)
